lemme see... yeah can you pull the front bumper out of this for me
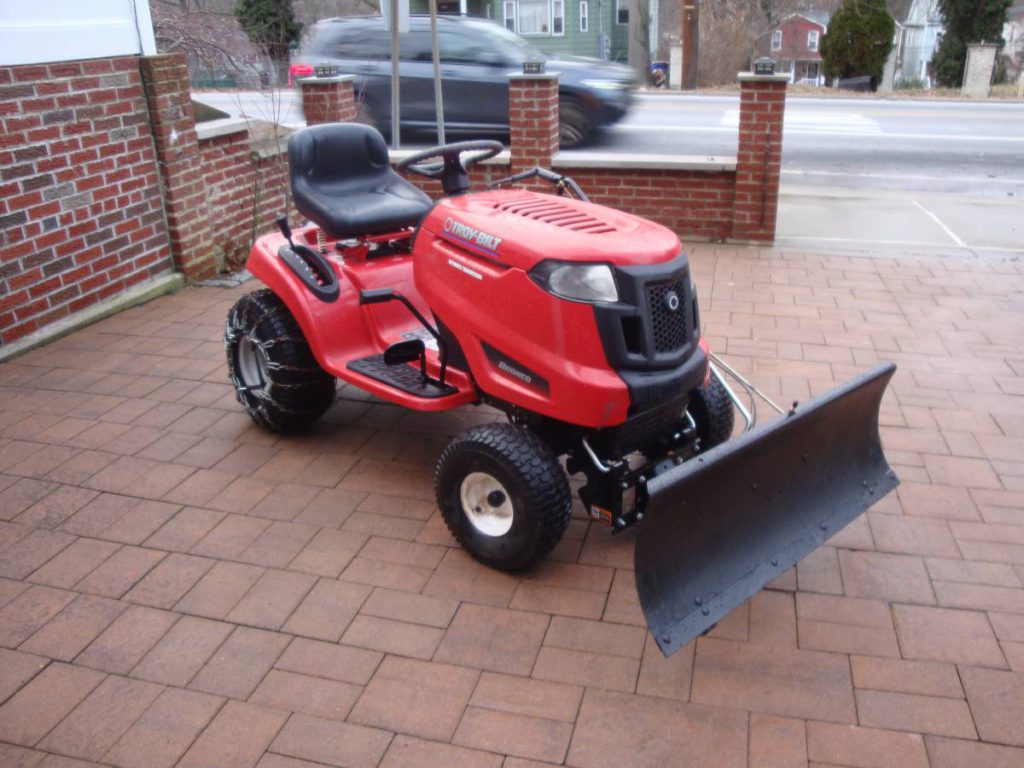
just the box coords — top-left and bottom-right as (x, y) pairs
(586, 252), (707, 456)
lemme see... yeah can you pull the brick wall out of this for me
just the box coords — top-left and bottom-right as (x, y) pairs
(532, 73), (788, 244)
(0, 57), (174, 346)
(557, 168), (737, 241)
(732, 75), (786, 242)
(508, 74), (560, 177)
(198, 128), (290, 270)
(139, 55), (220, 281)
(300, 76), (357, 125)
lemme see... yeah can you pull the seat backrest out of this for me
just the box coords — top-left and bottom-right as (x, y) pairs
(289, 123), (392, 190)
(287, 123), (432, 238)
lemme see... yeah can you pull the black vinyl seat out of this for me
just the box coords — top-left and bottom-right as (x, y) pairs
(289, 124), (433, 238)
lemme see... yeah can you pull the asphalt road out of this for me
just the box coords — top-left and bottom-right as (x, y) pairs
(596, 94), (1024, 199)
(195, 89), (1024, 254)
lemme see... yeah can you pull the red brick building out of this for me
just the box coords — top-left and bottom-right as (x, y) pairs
(758, 11), (829, 85)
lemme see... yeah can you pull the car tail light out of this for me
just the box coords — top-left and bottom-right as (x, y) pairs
(288, 64), (315, 86)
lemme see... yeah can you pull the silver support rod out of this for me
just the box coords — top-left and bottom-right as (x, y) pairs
(709, 352), (785, 415)
(429, 0), (445, 144)
(390, 0), (401, 148)
(709, 363), (754, 432)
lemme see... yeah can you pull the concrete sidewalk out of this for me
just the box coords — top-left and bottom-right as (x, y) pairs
(778, 184), (1024, 257)
(1, 242), (1023, 767)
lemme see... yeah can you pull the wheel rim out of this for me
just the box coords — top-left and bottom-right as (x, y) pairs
(236, 335), (268, 390)
(560, 121), (584, 147)
(460, 471), (514, 537)
(559, 104), (587, 148)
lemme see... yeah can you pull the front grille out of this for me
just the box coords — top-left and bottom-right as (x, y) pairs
(646, 280), (689, 353)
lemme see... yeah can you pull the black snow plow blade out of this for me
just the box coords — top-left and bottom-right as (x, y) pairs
(637, 363), (898, 656)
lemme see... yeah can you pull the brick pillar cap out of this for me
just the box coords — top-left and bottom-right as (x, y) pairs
(299, 75), (357, 86)
(737, 73), (790, 84)
(508, 72), (560, 82)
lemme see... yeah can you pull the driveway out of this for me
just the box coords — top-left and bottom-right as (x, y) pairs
(1, 242), (1022, 767)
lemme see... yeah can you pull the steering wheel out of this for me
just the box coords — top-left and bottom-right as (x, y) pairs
(396, 140), (504, 195)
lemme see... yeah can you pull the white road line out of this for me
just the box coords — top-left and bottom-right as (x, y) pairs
(612, 124), (1024, 142)
(782, 169), (1024, 185)
(723, 109), (883, 133)
(778, 236), (1024, 254)
(779, 235), (952, 247)
(912, 200), (965, 247)
(785, 130), (1024, 142)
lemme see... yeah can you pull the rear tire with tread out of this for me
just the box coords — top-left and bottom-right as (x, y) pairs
(436, 423), (572, 571)
(225, 289), (335, 433)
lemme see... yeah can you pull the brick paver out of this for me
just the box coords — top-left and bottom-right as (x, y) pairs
(1, 244), (1023, 765)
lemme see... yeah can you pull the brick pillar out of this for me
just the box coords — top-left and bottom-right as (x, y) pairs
(300, 76), (357, 125)
(731, 73), (788, 243)
(508, 72), (560, 176)
(139, 53), (220, 280)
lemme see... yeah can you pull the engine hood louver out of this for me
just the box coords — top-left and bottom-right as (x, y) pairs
(493, 199), (617, 234)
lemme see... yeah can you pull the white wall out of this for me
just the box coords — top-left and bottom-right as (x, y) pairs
(0, 0), (156, 66)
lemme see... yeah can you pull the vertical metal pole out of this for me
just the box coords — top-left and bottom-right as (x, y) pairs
(390, 0), (401, 148)
(681, 0), (698, 90)
(430, 0), (446, 144)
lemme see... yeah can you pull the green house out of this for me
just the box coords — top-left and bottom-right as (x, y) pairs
(408, 0), (630, 61)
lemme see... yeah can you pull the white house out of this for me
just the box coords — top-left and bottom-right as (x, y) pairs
(0, 0), (156, 66)
(890, 0), (944, 86)
(1004, 2), (1024, 80)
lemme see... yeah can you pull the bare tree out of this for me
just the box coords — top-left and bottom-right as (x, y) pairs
(669, 0), (840, 86)
(152, 0), (271, 87)
(292, 0), (381, 24)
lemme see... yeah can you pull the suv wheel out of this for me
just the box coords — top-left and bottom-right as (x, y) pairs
(559, 97), (591, 149)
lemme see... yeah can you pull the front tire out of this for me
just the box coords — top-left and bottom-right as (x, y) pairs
(436, 423), (572, 571)
(225, 289), (335, 433)
(688, 373), (735, 451)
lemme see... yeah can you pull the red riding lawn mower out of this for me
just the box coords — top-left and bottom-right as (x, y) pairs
(225, 124), (898, 655)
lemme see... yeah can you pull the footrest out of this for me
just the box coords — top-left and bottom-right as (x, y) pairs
(348, 354), (459, 399)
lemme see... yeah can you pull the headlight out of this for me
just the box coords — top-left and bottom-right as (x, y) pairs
(531, 262), (619, 304)
(582, 79), (631, 90)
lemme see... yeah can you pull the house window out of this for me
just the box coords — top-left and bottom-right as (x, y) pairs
(503, 0), (516, 31)
(579, 0), (588, 33)
(552, 0), (564, 35)
(518, 0), (551, 33)
(616, 0), (628, 25)
(771, 30), (782, 51)
(807, 30), (819, 51)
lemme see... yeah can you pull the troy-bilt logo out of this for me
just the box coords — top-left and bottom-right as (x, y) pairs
(442, 217), (502, 256)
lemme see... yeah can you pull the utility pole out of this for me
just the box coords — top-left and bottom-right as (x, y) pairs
(680, 0), (698, 89)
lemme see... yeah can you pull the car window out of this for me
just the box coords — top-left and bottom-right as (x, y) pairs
(463, 20), (544, 60)
(399, 30), (434, 62)
(439, 29), (502, 64)
(313, 26), (390, 61)
(305, 18), (544, 65)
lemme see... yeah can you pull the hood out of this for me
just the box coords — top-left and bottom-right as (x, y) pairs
(422, 189), (680, 272)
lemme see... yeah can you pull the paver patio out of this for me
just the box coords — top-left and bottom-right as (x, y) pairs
(1, 242), (1023, 767)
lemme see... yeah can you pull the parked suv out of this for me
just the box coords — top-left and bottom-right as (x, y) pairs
(290, 15), (635, 148)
